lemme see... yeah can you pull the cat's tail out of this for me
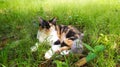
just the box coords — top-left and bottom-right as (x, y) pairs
(79, 33), (84, 40)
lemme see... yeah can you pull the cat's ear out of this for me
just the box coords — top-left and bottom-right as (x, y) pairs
(49, 17), (57, 25)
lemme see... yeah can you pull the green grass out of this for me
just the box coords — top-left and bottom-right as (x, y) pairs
(0, 0), (120, 67)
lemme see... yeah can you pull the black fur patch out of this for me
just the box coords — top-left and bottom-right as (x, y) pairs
(62, 26), (68, 33)
(61, 41), (68, 47)
(54, 40), (60, 45)
(40, 20), (50, 29)
(66, 30), (76, 38)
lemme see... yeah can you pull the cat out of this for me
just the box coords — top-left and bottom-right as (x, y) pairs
(31, 17), (84, 59)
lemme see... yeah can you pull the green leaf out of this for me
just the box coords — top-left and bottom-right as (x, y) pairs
(83, 43), (94, 52)
(86, 53), (97, 62)
(94, 45), (105, 54)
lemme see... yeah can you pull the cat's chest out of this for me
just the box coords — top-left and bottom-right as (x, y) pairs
(37, 30), (59, 45)
(48, 30), (59, 44)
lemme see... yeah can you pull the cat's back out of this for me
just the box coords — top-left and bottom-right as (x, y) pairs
(56, 25), (82, 40)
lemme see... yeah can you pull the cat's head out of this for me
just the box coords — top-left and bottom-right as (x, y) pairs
(38, 17), (57, 31)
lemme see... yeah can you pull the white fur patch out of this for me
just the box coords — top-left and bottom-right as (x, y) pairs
(37, 30), (49, 42)
(37, 27), (59, 45)
(48, 27), (59, 45)
(45, 45), (60, 59)
(31, 27), (59, 52)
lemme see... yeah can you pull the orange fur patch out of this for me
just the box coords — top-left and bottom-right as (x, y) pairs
(64, 38), (73, 47)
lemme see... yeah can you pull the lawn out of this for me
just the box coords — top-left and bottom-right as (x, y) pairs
(0, 0), (120, 67)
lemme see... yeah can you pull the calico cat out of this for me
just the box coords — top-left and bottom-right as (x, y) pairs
(31, 17), (84, 59)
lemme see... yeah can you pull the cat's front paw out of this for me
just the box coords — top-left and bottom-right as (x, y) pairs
(30, 42), (39, 52)
(44, 45), (61, 59)
(31, 46), (37, 52)
(44, 52), (52, 59)
(44, 50), (54, 59)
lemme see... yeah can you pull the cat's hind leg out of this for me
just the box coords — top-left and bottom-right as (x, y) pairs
(57, 46), (71, 55)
